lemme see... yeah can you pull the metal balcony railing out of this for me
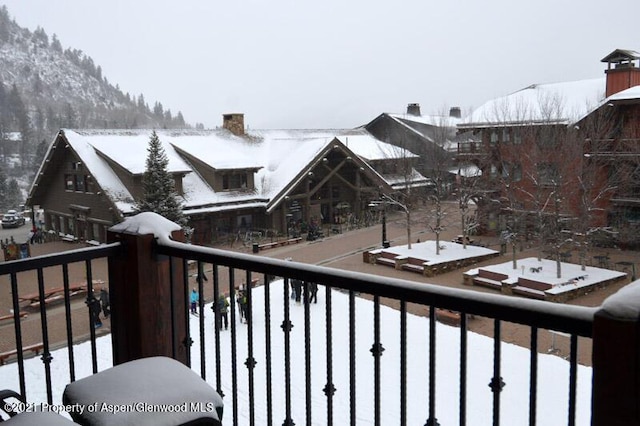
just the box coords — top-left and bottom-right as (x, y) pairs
(1, 212), (639, 425)
(585, 137), (640, 157)
(457, 141), (485, 155)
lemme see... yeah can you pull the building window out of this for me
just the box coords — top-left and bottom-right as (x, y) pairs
(86, 175), (96, 193)
(538, 163), (558, 185)
(502, 162), (522, 182)
(489, 164), (499, 179)
(490, 130), (499, 146)
(91, 223), (102, 242)
(222, 173), (248, 190)
(64, 174), (74, 191)
(502, 129), (510, 143)
(70, 161), (83, 171)
(75, 175), (85, 192)
(513, 130), (522, 144)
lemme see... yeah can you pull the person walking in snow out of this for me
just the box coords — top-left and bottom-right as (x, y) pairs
(308, 282), (318, 304)
(87, 292), (102, 328)
(190, 288), (199, 315)
(237, 287), (249, 323)
(99, 286), (110, 318)
(216, 294), (230, 330)
(291, 279), (303, 304)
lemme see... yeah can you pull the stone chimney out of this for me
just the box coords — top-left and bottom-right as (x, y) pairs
(449, 107), (461, 118)
(406, 103), (421, 116)
(222, 113), (245, 136)
(601, 49), (640, 97)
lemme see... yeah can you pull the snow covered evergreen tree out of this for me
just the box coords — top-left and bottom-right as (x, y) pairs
(6, 178), (22, 210)
(134, 131), (186, 226)
(0, 167), (7, 211)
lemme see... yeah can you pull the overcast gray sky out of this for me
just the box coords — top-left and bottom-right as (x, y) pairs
(2, 0), (639, 129)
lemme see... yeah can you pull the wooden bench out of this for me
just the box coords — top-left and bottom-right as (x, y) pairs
(0, 312), (27, 322)
(18, 283), (90, 308)
(478, 269), (509, 282)
(512, 286), (546, 300)
(258, 237), (303, 251)
(375, 251), (398, 267)
(473, 276), (503, 290)
(436, 309), (462, 327)
(0, 342), (44, 365)
(401, 257), (428, 274)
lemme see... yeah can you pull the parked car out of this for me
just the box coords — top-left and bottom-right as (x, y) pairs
(2, 210), (26, 229)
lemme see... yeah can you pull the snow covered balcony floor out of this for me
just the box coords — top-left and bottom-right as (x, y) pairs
(1, 212), (639, 425)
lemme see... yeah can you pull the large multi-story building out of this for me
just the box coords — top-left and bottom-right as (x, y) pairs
(457, 49), (640, 247)
(26, 114), (426, 245)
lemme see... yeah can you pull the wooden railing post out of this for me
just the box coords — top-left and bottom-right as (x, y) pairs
(592, 280), (640, 426)
(106, 213), (187, 366)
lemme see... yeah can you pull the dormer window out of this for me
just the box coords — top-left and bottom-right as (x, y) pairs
(223, 173), (248, 190)
(490, 130), (499, 145)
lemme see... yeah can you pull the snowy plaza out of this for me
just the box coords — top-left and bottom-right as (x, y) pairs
(365, 240), (500, 276)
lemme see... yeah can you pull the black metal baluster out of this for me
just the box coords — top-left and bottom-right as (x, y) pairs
(400, 300), (407, 426)
(489, 319), (505, 426)
(281, 277), (294, 426)
(245, 270), (257, 426)
(85, 260), (98, 374)
(425, 304), (439, 426)
(567, 334), (578, 426)
(349, 290), (356, 426)
(303, 281), (312, 426)
(212, 265), (224, 398)
(529, 327), (538, 426)
(370, 295), (384, 426)
(264, 274), (273, 426)
(36, 267), (54, 404)
(229, 268), (239, 424)
(323, 284), (335, 426)
(197, 261), (206, 379)
(10, 272), (26, 398)
(179, 257), (192, 367)
(460, 312), (468, 426)
(61, 263), (76, 383)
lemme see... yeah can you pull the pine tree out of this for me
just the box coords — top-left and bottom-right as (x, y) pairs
(134, 131), (186, 226)
(0, 167), (7, 212)
(6, 178), (22, 210)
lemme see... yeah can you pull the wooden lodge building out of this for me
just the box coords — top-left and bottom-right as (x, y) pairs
(25, 114), (429, 245)
(456, 49), (640, 247)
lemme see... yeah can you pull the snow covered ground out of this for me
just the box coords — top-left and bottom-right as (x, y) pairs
(466, 257), (627, 295)
(372, 240), (498, 265)
(0, 281), (592, 425)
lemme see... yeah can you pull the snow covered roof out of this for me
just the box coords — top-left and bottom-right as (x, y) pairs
(459, 78), (606, 128)
(601, 49), (640, 63)
(334, 134), (418, 160)
(607, 85), (640, 103)
(384, 113), (460, 152)
(48, 127), (412, 216)
(448, 164), (481, 177)
(390, 113), (463, 127)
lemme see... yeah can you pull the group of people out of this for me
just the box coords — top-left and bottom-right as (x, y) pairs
(190, 260), (321, 332)
(28, 228), (45, 244)
(290, 279), (318, 304)
(190, 283), (246, 330)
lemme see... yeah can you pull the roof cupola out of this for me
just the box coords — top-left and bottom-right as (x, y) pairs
(601, 49), (640, 97)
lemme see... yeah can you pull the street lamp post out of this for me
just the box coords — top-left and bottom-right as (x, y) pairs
(382, 194), (411, 249)
(381, 203), (389, 248)
(369, 200), (390, 249)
